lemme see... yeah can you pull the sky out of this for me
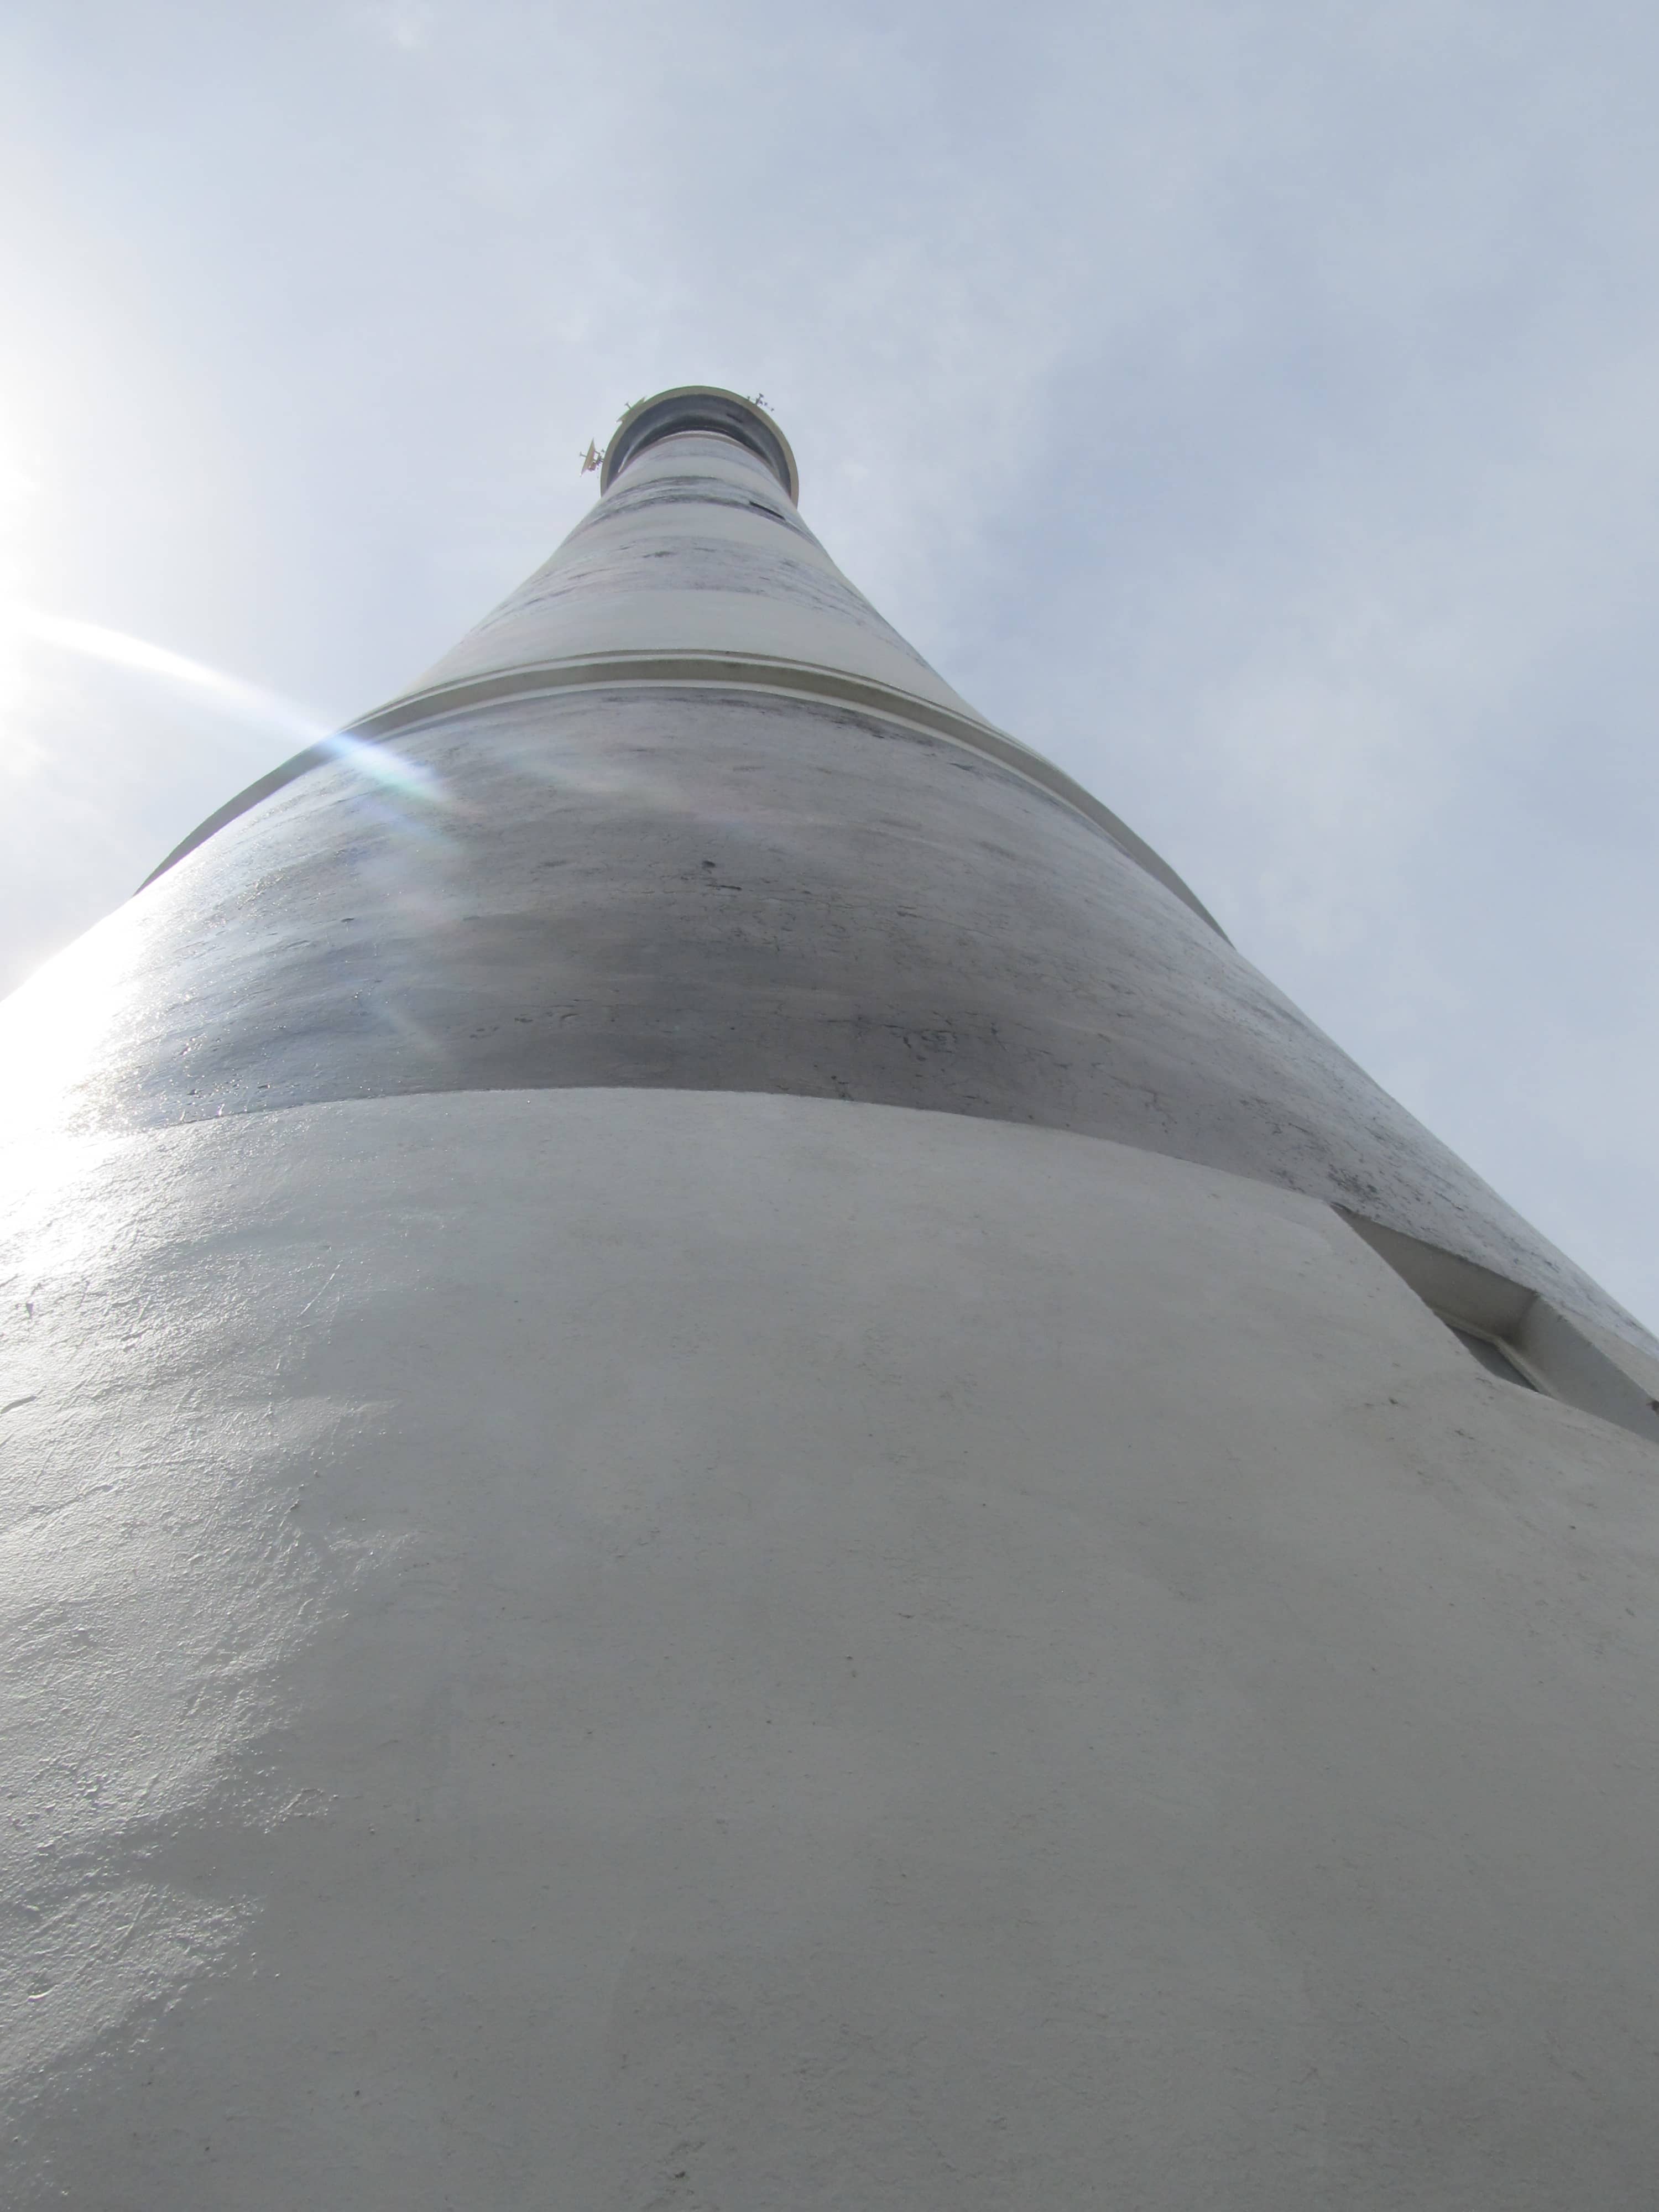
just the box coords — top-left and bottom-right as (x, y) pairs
(1, 0), (1656, 1329)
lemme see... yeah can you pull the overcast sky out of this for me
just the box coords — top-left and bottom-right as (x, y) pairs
(2, 0), (1656, 1329)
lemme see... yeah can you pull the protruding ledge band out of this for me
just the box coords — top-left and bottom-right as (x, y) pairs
(137, 650), (1227, 938)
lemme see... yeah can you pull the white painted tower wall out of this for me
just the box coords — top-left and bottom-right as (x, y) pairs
(2, 393), (1657, 2208)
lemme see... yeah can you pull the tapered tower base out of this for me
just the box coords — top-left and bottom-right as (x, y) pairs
(4, 1089), (1656, 2208)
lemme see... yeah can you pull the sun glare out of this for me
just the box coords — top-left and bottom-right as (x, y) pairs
(19, 609), (329, 746)
(11, 608), (444, 801)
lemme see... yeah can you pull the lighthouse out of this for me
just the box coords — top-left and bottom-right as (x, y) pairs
(3, 387), (1657, 2207)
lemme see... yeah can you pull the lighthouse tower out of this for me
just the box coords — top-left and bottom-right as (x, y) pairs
(3, 390), (1658, 2208)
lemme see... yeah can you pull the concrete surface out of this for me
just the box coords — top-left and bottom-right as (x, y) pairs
(3, 1088), (1657, 2210)
(6, 667), (1650, 1360)
(4, 392), (1657, 2206)
(142, 429), (1215, 925)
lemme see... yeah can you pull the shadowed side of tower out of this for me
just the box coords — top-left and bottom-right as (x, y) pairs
(2, 390), (1658, 2210)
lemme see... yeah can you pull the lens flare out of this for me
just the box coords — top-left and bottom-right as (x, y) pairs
(15, 608), (443, 801)
(21, 609), (325, 741)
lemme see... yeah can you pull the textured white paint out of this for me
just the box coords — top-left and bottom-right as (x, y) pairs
(400, 432), (992, 727)
(3, 1087), (1657, 2205)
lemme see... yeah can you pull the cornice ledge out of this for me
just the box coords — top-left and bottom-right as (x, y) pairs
(140, 649), (1226, 938)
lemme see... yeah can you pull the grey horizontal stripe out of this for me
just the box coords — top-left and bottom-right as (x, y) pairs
(93, 674), (1641, 1353)
(139, 650), (1226, 938)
